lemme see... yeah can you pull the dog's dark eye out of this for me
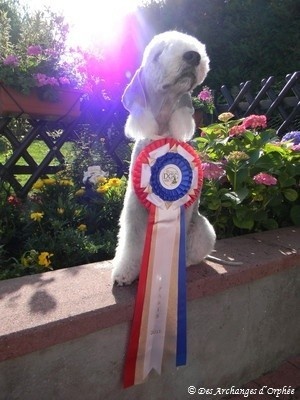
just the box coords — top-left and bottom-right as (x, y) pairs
(153, 50), (162, 62)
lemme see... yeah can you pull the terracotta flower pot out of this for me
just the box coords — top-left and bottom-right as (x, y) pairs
(193, 109), (204, 130)
(0, 83), (82, 121)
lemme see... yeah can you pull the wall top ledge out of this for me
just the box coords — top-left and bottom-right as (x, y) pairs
(0, 227), (299, 362)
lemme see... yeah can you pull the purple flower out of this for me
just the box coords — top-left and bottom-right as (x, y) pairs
(281, 131), (300, 145)
(292, 144), (300, 151)
(198, 87), (213, 102)
(59, 76), (70, 85)
(27, 45), (43, 56)
(3, 55), (19, 67)
(34, 73), (59, 87)
(44, 48), (58, 57)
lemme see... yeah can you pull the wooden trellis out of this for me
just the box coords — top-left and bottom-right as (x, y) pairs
(215, 71), (300, 136)
(1, 72), (299, 197)
(0, 95), (129, 198)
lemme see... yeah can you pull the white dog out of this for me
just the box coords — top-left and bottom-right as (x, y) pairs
(112, 31), (216, 285)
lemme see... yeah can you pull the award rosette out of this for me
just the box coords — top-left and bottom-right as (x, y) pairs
(123, 138), (203, 388)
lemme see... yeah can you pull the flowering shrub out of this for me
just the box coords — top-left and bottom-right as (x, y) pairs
(0, 8), (84, 101)
(0, 171), (127, 280)
(193, 113), (300, 238)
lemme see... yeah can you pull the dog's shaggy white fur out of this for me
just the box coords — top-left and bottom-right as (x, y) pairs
(112, 31), (216, 285)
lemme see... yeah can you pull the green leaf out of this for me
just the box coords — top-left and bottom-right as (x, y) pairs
(263, 143), (288, 156)
(283, 188), (298, 202)
(235, 187), (249, 203)
(254, 210), (268, 221)
(278, 175), (296, 188)
(233, 215), (254, 230)
(262, 219), (279, 230)
(248, 149), (262, 165)
(254, 152), (284, 170)
(226, 168), (249, 189)
(222, 192), (240, 204)
(207, 199), (222, 210)
(290, 205), (300, 225)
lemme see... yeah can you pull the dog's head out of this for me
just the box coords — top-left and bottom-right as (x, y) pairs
(122, 31), (210, 141)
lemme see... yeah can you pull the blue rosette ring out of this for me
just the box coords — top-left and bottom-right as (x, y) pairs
(132, 138), (203, 209)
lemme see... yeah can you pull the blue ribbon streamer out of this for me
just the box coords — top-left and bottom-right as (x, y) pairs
(176, 205), (187, 366)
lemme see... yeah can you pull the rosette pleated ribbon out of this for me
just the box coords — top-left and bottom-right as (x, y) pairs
(123, 138), (203, 388)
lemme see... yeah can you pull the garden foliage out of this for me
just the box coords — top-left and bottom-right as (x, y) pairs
(194, 113), (300, 238)
(1, 114), (299, 280)
(0, 136), (127, 280)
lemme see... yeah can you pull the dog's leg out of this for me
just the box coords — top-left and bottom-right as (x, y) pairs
(186, 203), (216, 265)
(112, 181), (148, 285)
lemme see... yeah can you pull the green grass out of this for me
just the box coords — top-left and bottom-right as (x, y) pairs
(0, 139), (74, 187)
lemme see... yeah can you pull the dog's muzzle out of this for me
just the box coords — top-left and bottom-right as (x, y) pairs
(161, 51), (200, 91)
(183, 51), (201, 66)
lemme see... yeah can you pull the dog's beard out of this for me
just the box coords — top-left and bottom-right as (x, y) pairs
(162, 68), (196, 93)
(173, 72), (196, 91)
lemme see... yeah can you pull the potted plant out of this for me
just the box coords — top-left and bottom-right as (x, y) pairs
(192, 86), (215, 130)
(0, 7), (84, 120)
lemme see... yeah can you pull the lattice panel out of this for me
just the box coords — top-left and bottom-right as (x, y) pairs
(1, 72), (300, 197)
(215, 71), (300, 136)
(0, 117), (79, 196)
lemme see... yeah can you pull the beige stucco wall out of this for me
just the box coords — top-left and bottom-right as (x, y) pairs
(0, 264), (299, 400)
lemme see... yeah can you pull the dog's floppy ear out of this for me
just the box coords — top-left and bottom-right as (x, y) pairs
(122, 68), (146, 117)
(122, 68), (159, 140)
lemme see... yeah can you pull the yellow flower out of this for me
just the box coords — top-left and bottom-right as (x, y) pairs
(97, 184), (109, 193)
(218, 112), (235, 122)
(30, 212), (44, 222)
(57, 208), (65, 214)
(58, 179), (73, 186)
(38, 252), (53, 268)
(108, 178), (122, 187)
(43, 178), (56, 185)
(75, 188), (85, 196)
(32, 179), (44, 190)
(77, 224), (87, 232)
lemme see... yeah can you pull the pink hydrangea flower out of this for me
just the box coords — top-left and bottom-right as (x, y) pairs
(243, 115), (267, 129)
(202, 162), (225, 180)
(292, 144), (300, 151)
(229, 124), (247, 136)
(198, 87), (213, 102)
(3, 55), (19, 67)
(27, 45), (43, 56)
(253, 172), (277, 186)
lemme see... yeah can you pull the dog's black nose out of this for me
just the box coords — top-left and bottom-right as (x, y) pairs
(183, 51), (200, 66)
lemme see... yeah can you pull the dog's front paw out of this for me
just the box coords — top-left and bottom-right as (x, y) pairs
(111, 264), (139, 286)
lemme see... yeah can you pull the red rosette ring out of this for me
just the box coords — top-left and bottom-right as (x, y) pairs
(132, 138), (203, 210)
